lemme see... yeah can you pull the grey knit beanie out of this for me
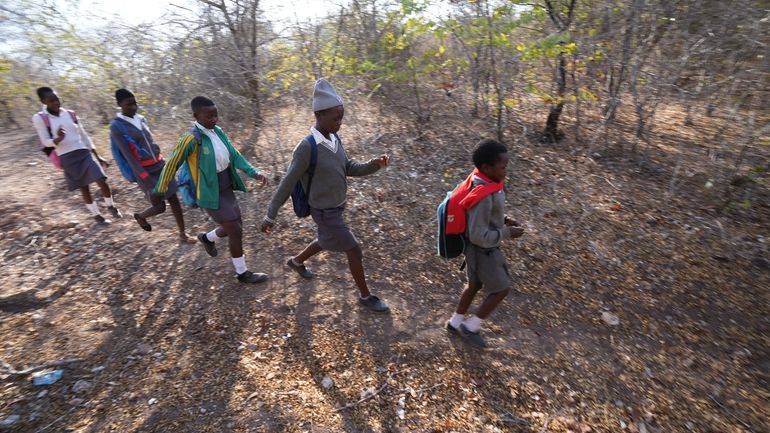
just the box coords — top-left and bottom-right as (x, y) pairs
(312, 78), (343, 112)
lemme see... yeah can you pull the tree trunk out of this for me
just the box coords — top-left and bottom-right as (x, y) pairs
(543, 53), (566, 141)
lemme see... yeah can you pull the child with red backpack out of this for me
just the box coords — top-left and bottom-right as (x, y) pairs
(110, 88), (194, 243)
(31, 87), (122, 224)
(444, 139), (524, 348)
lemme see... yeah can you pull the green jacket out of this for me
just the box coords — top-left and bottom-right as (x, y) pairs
(154, 125), (259, 209)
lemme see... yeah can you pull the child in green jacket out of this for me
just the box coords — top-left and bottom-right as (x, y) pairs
(155, 96), (269, 284)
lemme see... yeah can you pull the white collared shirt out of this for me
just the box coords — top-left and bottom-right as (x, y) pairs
(310, 126), (338, 153)
(195, 122), (230, 172)
(116, 112), (147, 132)
(31, 107), (94, 155)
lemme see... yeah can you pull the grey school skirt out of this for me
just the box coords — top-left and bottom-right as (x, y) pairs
(59, 149), (106, 191)
(136, 160), (178, 201)
(465, 244), (512, 293)
(310, 206), (359, 252)
(202, 169), (241, 224)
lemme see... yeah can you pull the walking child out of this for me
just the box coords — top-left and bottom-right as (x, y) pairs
(445, 139), (524, 348)
(260, 78), (390, 313)
(32, 87), (122, 224)
(154, 96), (269, 283)
(110, 88), (194, 243)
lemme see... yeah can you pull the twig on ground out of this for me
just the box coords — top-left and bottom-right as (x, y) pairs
(500, 412), (531, 426)
(335, 370), (399, 412)
(398, 382), (445, 396)
(0, 357), (83, 377)
(709, 395), (756, 433)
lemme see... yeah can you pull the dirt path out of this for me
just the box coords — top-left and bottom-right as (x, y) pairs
(0, 106), (767, 433)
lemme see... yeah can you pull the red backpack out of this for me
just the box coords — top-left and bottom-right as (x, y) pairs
(437, 169), (504, 258)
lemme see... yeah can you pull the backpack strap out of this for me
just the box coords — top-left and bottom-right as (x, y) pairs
(305, 134), (318, 197)
(112, 118), (129, 136)
(68, 110), (78, 123)
(189, 126), (203, 146)
(37, 111), (53, 139)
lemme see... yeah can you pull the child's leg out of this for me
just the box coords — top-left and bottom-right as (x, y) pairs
(95, 179), (121, 217)
(95, 179), (112, 199)
(167, 195), (192, 241)
(345, 245), (370, 297)
(221, 220), (243, 258)
(475, 288), (510, 319)
(138, 195), (166, 219)
(454, 281), (483, 315)
(294, 240), (322, 263)
(80, 186), (93, 204)
(133, 195), (165, 232)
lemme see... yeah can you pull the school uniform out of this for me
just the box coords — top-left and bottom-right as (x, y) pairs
(265, 127), (380, 252)
(464, 176), (513, 293)
(32, 108), (106, 191)
(154, 121), (260, 223)
(110, 113), (177, 200)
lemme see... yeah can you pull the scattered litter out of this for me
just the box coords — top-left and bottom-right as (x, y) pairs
(31, 369), (63, 386)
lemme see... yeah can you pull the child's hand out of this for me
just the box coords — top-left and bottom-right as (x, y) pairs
(97, 155), (110, 168)
(509, 226), (524, 238)
(254, 173), (268, 187)
(54, 127), (66, 144)
(504, 216), (519, 227)
(372, 154), (389, 168)
(260, 219), (274, 234)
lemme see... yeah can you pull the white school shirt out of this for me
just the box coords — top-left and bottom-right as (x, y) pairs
(116, 112), (148, 132)
(31, 108), (94, 155)
(194, 121), (230, 172)
(310, 126), (338, 153)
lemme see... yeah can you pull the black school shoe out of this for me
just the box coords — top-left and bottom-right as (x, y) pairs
(359, 295), (390, 313)
(108, 206), (123, 218)
(446, 321), (461, 335)
(286, 258), (314, 279)
(236, 270), (269, 284)
(94, 215), (112, 225)
(459, 323), (487, 348)
(197, 233), (218, 257)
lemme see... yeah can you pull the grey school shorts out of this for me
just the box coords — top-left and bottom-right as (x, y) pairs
(202, 169), (242, 224)
(465, 244), (512, 293)
(310, 206), (359, 252)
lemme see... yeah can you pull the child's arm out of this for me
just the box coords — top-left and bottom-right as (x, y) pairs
(154, 134), (194, 195)
(224, 135), (267, 186)
(345, 154), (387, 177)
(228, 142), (262, 177)
(76, 117), (110, 167)
(110, 123), (150, 182)
(466, 197), (513, 248)
(31, 114), (57, 149)
(263, 140), (312, 226)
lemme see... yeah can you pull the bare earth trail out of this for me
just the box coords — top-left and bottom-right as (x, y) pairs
(0, 105), (767, 433)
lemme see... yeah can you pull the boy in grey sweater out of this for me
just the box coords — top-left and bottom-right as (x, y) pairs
(446, 139), (524, 348)
(261, 79), (390, 313)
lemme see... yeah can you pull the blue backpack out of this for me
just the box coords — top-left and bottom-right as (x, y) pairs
(436, 191), (466, 259)
(110, 119), (155, 183)
(290, 134), (318, 218)
(176, 127), (201, 208)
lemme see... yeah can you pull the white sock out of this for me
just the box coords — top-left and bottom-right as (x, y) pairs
(231, 256), (247, 275)
(104, 196), (114, 207)
(206, 229), (221, 242)
(463, 315), (483, 333)
(290, 258), (302, 266)
(85, 202), (101, 216)
(449, 313), (464, 329)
